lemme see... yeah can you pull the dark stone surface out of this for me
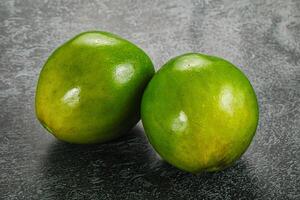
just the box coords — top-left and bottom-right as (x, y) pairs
(0, 0), (299, 199)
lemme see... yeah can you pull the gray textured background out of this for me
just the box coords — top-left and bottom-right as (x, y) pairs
(0, 0), (299, 199)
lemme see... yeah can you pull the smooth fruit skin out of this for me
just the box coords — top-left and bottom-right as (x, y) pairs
(35, 31), (154, 144)
(141, 53), (259, 173)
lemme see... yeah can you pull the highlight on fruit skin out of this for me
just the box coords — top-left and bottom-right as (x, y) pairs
(35, 31), (154, 144)
(141, 53), (259, 173)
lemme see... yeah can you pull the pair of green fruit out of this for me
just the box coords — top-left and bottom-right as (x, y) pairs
(35, 31), (259, 173)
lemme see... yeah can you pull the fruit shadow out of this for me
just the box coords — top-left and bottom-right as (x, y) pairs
(41, 125), (263, 199)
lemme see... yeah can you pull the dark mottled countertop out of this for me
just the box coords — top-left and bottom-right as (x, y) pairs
(0, 0), (299, 199)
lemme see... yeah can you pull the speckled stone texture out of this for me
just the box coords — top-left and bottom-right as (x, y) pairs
(0, 0), (299, 199)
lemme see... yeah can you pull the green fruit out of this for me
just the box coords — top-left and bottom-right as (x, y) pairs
(35, 31), (154, 144)
(141, 53), (259, 173)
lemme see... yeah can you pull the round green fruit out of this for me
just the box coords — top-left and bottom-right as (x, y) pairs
(141, 53), (259, 173)
(36, 31), (154, 144)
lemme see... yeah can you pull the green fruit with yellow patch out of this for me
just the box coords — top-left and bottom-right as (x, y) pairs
(141, 53), (259, 173)
(35, 31), (154, 144)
